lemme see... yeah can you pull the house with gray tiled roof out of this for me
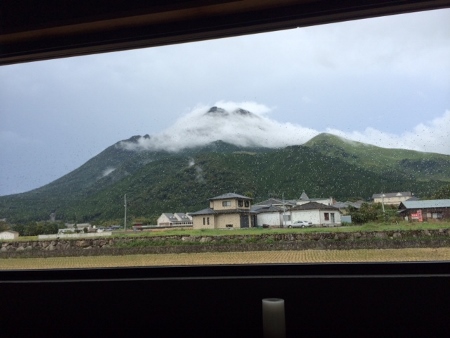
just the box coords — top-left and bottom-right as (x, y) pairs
(290, 202), (341, 226)
(296, 191), (335, 206)
(190, 193), (256, 229)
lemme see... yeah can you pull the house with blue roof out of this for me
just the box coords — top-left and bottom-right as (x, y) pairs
(398, 199), (450, 221)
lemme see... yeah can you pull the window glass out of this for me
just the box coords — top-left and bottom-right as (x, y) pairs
(1, 9), (450, 269)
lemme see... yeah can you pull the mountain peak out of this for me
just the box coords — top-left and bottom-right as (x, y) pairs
(124, 134), (151, 144)
(206, 106), (227, 115)
(205, 106), (257, 118)
(304, 133), (364, 148)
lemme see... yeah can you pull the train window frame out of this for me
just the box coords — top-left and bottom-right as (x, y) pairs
(2, 3), (450, 336)
(1, 1), (450, 275)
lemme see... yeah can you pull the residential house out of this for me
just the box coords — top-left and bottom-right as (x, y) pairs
(65, 223), (92, 231)
(252, 205), (289, 227)
(0, 230), (19, 240)
(372, 192), (413, 206)
(398, 199), (450, 221)
(252, 198), (295, 227)
(296, 191), (335, 206)
(157, 213), (193, 226)
(332, 201), (364, 213)
(191, 193), (255, 229)
(290, 202), (342, 226)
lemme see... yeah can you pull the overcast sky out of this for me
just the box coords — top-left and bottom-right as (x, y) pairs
(1, 9), (449, 196)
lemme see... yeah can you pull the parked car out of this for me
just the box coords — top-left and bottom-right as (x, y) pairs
(289, 221), (313, 228)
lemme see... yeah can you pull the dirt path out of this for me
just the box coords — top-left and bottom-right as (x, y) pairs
(1, 247), (450, 270)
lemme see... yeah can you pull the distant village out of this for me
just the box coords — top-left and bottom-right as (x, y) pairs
(155, 191), (450, 230)
(1, 191), (450, 240)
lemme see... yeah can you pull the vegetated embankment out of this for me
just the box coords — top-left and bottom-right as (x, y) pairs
(1, 228), (450, 258)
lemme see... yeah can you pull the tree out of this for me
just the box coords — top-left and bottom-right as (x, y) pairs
(431, 184), (450, 199)
(347, 203), (400, 224)
(0, 221), (10, 232)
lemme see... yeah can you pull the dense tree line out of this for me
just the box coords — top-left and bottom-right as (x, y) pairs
(430, 183), (450, 199)
(10, 221), (66, 236)
(347, 203), (399, 224)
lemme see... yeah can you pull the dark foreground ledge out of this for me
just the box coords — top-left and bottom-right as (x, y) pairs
(1, 262), (450, 338)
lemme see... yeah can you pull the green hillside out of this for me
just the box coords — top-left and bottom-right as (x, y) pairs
(0, 133), (449, 223)
(304, 133), (450, 181)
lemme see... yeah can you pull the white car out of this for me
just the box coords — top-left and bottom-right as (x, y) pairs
(289, 221), (313, 228)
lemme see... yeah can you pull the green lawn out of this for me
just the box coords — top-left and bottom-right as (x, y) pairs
(4, 221), (449, 243)
(112, 221), (450, 238)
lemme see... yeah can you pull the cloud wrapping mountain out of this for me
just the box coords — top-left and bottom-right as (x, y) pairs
(119, 101), (450, 155)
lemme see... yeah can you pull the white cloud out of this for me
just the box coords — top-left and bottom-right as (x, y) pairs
(118, 102), (319, 151)
(327, 110), (450, 154)
(102, 167), (116, 177)
(118, 102), (450, 155)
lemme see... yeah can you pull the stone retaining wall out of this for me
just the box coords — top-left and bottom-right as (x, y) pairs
(1, 228), (450, 258)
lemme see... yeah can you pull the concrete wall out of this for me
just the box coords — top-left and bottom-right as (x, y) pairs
(0, 231), (19, 240)
(321, 210), (341, 225)
(291, 210), (320, 224)
(291, 210), (341, 226)
(216, 214), (241, 228)
(157, 214), (171, 226)
(193, 215), (215, 229)
(38, 232), (112, 239)
(257, 212), (282, 226)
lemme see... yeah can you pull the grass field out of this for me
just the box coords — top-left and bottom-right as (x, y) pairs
(1, 248), (450, 270)
(112, 221), (450, 238)
(8, 221), (450, 242)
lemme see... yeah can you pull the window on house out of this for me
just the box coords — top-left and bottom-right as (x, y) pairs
(222, 201), (231, 207)
(207, 217), (210, 225)
(244, 201), (249, 207)
(324, 213), (330, 221)
(203, 217), (205, 225)
(283, 215), (291, 221)
(238, 200), (243, 207)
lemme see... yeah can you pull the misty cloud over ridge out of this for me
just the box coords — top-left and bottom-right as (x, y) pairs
(119, 101), (450, 155)
(118, 101), (319, 151)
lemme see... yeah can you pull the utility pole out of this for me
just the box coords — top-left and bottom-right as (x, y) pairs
(124, 194), (127, 231)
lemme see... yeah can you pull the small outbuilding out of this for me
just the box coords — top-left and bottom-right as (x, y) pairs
(253, 204), (290, 227)
(398, 199), (450, 221)
(0, 230), (19, 240)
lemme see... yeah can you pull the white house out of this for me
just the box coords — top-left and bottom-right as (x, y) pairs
(296, 191), (335, 206)
(65, 223), (92, 231)
(253, 205), (290, 227)
(290, 202), (341, 226)
(157, 213), (193, 226)
(372, 192), (413, 206)
(0, 230), (19, 240)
